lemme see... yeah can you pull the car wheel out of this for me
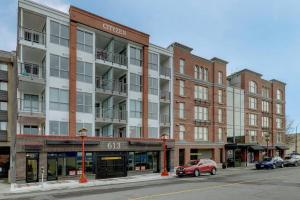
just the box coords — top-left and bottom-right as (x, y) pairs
(211, 168), (217, 175)
(194, 169), (200, 177)
(272, 164), (276, 169)
(295, 162), (299, 167)
(281, 163), (284, 168)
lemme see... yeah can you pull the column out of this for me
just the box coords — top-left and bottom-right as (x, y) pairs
(142, 46), (148, 138)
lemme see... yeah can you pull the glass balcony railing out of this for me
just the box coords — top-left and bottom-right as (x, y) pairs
(160, 67), (171, 77)
(95, 48), (127, 66)
(160, 90), (171, 101)
(19, 62), (45, 79)
(18, 98), (45, 115)
(95, 108), (127, 121)
(95, 77), (127, 94)
(160, 114), (170, 124)
(19, 26), (46, 45)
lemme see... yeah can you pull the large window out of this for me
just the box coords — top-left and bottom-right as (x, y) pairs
(179, 103), (185, 119)
(130, 73), (142, 92)
(276, 103), (282, 114)
(276, 118), (282, 129)
(194, 127), (208, 141)
(23, 94), (39, 112)
(218, 90), (223, 104)
(179, 80), (184, 96)
(194, 85), (208, 100)
(204, 68), (208, 81)
(77, 92), (92, 113)
(194, 65), (200, 79)
(0, 82), (7, 91)
(262, 101), (269, 113)
(0, 102), (7, 111)
(130, 100), (142, 118)
(249, 97), (257, 110)
(23, 125), (39, 135)
(179, 125), (185, 141)
(0, 63), (8, 71)
(218, 71), (223, 85)
(0, 122), (7, 131)
(130, 46), (142, 66)
(148, 77), (158, 95)
(76, 123), (92, 136)
(262, 117), (269, 128)
(218, 109), (223, 123)
(148, 53), (158, 71)
(50, 54), (69, 79)
(148, 127), (158, 138)
(277, 133), (282, 143)
(49, 121), (68, 135)
(249, 113), (257, 126)
(50, 88), (68, 111)
(217, 128), (223, 142)
(249, 81), (257, 94)
(276, 90), (283, 101)
(249, 130), (257, 143)
(129, 126), (141, 138)
(148, 102), (158, 120)
(262, 87), (270, 98)
(50, 21), (69, 47)
(77, 30), (93, 53)
(194, 106), (208, 121)
(179, 59), (185, 74)
(77, 61), (92, 83)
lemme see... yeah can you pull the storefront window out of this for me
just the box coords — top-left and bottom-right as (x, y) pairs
(77, 152), (94, 174)
(128, 152), (159, 172)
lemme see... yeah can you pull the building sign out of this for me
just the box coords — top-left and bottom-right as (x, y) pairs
(103, 23), (126, 36)
(101, 156), (122, 161)
(107, 142), (121, 150)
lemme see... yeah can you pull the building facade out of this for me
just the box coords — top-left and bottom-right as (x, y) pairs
(171, 43), (228, 167)
(226, 69), (287, 166)
(16, 0), (174, 183)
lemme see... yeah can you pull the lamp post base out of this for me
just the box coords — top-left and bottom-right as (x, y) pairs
(79, 175), (88, 183)
(161, 171), (169, 176)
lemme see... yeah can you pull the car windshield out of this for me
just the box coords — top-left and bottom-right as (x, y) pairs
(186, 160), (198, 166)
(263, 157), (272, 161)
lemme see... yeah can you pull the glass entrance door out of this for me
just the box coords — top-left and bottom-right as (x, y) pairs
(26, 153), (39, 183)
(47, 158), (58, 181)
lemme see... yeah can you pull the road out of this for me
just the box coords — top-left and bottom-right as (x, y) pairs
(3, 167), (300, 200)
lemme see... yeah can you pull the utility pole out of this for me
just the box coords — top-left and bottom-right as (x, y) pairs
(296, 125), (298, 154)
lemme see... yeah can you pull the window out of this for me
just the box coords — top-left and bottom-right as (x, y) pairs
(148, 77), (158, 95)
(0, 122), (7, 131)
(23, 94), (39, 112)
(0, 82), (7, 91)
(130, 126), (141, 138)
(130, 100), (142, 118)
(277, 133), (282, 143)
(217, 128), (223, 142)
(0, 102), (7, 111)
(148, 53), (158, 71)
(130, 46), (142, 66)
(218, 90), (223, 104)
(77, 30), (93, 53)
(218, 109), (222, 123)
(262, 117), (269, 128)
(179, 59), (185, 74)
(262, 101), (269, 113)
(194, 65), (200, 79)
(194, 106), (208, 121)
(148, 102), (158, 119)
(49, 121), (68, 136)
(249, 97), (257, 110)
(276, 90), (282, 101)
(276, 103), (282, 114)
(194, 85), (208, 100)
(218, 71), (223, 85)
(50, 54), (69, 79)
(77, 61), (92, 83)
(0, 63), (8, 71)
(148, 127), (158, 138)
(23, 125), (39, 135)
(77, 92), (92, 113)
(204, 68), (208, 81)
(50, 88), (68, 111)
(179, 103), (185, 119)
(76, 123), (92, 136)
(194, 127), (208, 141)
(249, 81), (257, 94)
(262, 87), (270, 98)
(179, 80), (184, 96)
(130, 73), (142, 92)
(276, 118), (282, 129)
(249, 130), (257, 142)
(249, 113), (257, 126)
(50, 21), (69, 47)
(179, 125), (185, 141)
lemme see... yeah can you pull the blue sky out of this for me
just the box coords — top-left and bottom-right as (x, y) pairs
(1, 0), (299, 131)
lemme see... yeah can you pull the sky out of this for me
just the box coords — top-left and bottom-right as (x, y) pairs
(1, 0), (299, 131)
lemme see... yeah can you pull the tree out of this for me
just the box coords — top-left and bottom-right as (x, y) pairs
(286, 116), (294, 134)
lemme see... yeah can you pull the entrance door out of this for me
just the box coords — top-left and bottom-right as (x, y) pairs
(179, 149), (185, 166)
(96, 155), (126, 179)
(47, 158), (57, 181)
(26, 153), (39, 183)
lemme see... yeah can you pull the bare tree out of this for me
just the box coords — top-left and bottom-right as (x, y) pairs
(286, 116), (295, 134)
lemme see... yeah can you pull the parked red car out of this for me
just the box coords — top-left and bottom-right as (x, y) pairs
(176, 159), (217, 177)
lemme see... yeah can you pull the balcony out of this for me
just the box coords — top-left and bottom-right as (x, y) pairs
(95, 77), (127, 96)
(18, 98), (45, 123)
(95, 48), (127, 67)
(160, 114), (170, 127)
(19, 26), (46, 49)
(160, 90), (171, 103)
(18, 62), (45, 83)
(95, 108), (127, 124)
(160, 67), (171, 78)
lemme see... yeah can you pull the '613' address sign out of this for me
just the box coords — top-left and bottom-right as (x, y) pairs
(106, 142), (121, 150)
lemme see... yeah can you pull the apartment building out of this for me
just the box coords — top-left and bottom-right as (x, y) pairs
(16, 0), (174, 183)
(226, 69), (287, 166)
(170, 43), (228, 166)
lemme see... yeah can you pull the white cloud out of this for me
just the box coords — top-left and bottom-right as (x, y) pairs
(31, 0), (70, 13)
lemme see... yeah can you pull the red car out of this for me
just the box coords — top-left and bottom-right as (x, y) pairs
(176, 159), (217, 177)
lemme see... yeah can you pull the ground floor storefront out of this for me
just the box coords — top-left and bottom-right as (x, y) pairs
(0, 147), (10, 180)
(15, 136), (175, 183)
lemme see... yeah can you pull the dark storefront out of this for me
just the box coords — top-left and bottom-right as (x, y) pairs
(0, 147), (10, 179)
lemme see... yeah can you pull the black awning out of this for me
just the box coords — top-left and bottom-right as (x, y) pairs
(129, 141), (162, 146)
(46, 140), (100, 145)
(276, 146), (289, 150)
(249, 145), (265, 151)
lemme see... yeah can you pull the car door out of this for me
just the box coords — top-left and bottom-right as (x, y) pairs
(197, 160), (206, 172)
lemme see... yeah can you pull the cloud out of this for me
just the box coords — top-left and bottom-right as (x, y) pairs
(31, 0), (70, 13)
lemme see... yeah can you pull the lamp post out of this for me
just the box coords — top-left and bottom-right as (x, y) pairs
(161, 133), (169, 176)
(265, 133), (270, 157)
(78, 127), (88, 183)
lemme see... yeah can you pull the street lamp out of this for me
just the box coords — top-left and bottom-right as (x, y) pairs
(265, 133), (270, 157)
(161, 133), (169, 176)
(78, 127), (88, 183)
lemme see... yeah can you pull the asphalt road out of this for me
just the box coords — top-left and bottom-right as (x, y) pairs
(3, 167), (300, 200)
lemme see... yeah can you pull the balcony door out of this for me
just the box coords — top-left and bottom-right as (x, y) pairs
(24, 94), (39, 112)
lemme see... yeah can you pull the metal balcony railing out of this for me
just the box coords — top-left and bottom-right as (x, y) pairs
(19, 62), (45, 79)
(95, 108), (127, 121)
(95, 48), (128, 66)
(160, 114), (170, 124)
(18, 98), (45, 114)
(19, 26), (46, 45)
(160, 67), (171, 77)
(95, 77), (127, 94)
(160, 90), (171, 101)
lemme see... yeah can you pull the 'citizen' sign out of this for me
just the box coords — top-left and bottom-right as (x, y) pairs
(103, 23), (126, 36)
